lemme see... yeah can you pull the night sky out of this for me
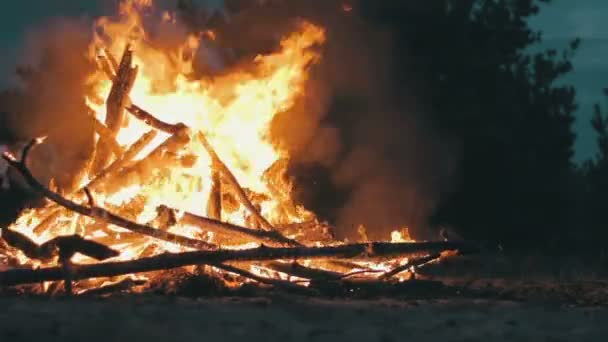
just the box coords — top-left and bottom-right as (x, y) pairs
(0, 0), (607, 162)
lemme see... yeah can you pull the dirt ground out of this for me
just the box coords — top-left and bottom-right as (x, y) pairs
(0, 295), (606, 342)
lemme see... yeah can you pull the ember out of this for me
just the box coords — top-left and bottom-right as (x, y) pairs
(0, 0), (471, 295)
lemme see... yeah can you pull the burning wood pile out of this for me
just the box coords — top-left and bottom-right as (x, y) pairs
(0, 0), (474, 296)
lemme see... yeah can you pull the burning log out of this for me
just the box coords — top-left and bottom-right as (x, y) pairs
(125, 104), (184, 135)
(176, 208), (301, 246)
(2, 139), (215, 251)
(265, 261), (343, 281)
(123, 104), (284, 236)
(0, 241), (475, 287)
(91, 116), (124, 159)
(80, 278), (146, 296)
(1, 228), (118, 262)
(87, 129), (158, 191)
(29, 130), (158, 223)
(97, 127), (190, 194)
(380, 253), (443, 280)
(195, 132), (277, 232)
(207, 165), (222, 221)
(91, 45), (138, 174)
(212, 263), (310, 292)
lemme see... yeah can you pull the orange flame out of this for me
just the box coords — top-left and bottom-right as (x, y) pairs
(2, 0), (418, 290)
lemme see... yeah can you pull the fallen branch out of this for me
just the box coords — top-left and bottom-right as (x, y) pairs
(0, 241), (475, 286)
(2, 139), (215, 251)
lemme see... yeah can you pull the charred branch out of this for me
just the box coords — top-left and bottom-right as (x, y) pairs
(0, 241), (474, 286)
(1, 228), (118, 262)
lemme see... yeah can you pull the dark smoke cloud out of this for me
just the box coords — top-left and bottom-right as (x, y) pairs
(223, 0), (460, 240)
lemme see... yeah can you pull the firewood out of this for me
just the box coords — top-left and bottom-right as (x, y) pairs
(79, 278), (146, 296)
(91, 116), (123, 158)
(1, 228), (118, 262)
(207, 165), (222, 221)
(30, 130), (158, 226)
(2, 139), (215, 251)
(195, 132), (276, 232)
(122, 105), (286, 238)
(379, 253), (442, 280)
(125, 104), (184, 135)
(213, 262), (311, 292)
(0, 241), (474, 286)
(265, 261), (343, 281)
(98, 127), (189, 194)
(91, 45), (139, 174)
(175, 207), (301, 246)
(121, 103), (278, 232)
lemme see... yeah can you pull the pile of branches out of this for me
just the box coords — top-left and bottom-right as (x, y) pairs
(0, 46), (477, 295)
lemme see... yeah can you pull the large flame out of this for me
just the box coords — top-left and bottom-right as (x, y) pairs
(2, 0), (417, 290)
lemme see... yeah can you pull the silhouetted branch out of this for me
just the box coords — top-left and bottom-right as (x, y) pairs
(0, 241), (474, 286)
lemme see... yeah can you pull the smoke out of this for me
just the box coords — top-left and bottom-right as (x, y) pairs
(2, 17), (98, 191)
(221, 0), (460, 240)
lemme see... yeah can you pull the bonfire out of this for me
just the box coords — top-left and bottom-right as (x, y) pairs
(0, 0), (471, 295)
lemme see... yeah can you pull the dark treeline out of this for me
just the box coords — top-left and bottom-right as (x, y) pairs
(0, 0), (606, 253)
(355, 0), (599, 252)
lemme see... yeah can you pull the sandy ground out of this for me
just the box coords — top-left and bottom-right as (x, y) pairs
(0, 296), (606, 342)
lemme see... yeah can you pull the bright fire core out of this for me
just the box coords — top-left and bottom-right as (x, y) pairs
(3, 0), (415, 291)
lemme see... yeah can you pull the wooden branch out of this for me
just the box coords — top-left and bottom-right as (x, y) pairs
(121, 105), (285, 238)
(2, 139), (215, 251)
(121, 103), (278, 233)
(33, 130), (158, 227)
(91, 117), (123, 158)
(98, 127), (190, 194)
(79, 278), (146, 296)
(91, 44), (138, 173)
(0, 241), (474, 286)
(213, 263), (310, 292)
(207, 165), (222, 221)
(125, 104), (184, 135)
(175, 207), (301, 246)
(1, 228), (118, 262)
(265, 262), (343, 281)
(195, 132), (276, 232)
(379, 253), (441, 280)
(87, 129), (158, 191)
